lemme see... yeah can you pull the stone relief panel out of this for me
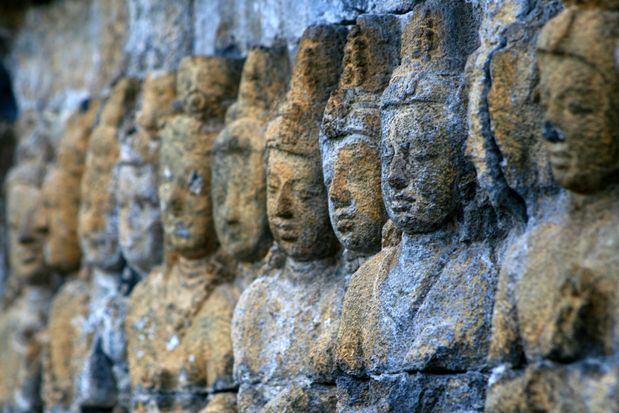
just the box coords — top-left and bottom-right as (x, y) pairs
(0, 0), (618, 412)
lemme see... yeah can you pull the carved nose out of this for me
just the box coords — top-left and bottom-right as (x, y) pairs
(387, 156), (407, 190)
(164, 187), (183, 215)
(275, 186), (293, 219)
(329, 172), (351, 208)
(543, 121), (565, 144)
(224, 195), (240, 225)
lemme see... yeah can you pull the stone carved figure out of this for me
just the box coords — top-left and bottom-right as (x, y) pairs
(74, 78), (140, 413)
(335, 3), (496, 412)
(232, 24), (347, 413)
(126, 56), (242, 413)
(41, 100), (100, 413)
(0, 132), (52, 413)
(42, 100), (100, 277)
(486, 3), (619, 412)
(320, 15), (400, 274)
(43, 79), (140, 413)
(119, 72), (175, 281)
(212, 45), (290, 292)
(104, 72), (176, 412)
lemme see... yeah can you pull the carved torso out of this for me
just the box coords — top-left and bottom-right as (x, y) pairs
(127, 256), (237, 412)
(233, 258), (346, 412)
(0, 286), (52, 413)
(43, 277), (90, 413)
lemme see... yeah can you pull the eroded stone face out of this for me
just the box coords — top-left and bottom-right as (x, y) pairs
(177, 56), (242, 120)
(267, 149), (336, 261)
(320, 16), (398, 256)
(159, 118), (216, 260)
(381, 102), (458, 234)
(118, 73), (175, 276)
(7, 181), (46, 284)
(537, 9), (619, 194)
(324, 141), (384, 254)
(213, 123), (270, 261)
(212, 47), (289, 263)
(118, 164), (161, 275)
(42, 101), (100, 274)
(78, 126), (123, 271)
(136, 72), (177, 136)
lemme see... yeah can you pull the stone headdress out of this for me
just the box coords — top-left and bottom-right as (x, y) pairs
(537, 4), (619, 90)
(120, 71), (176, 168)
(266, 24), (347, 159)
(321, 15), (400, 147)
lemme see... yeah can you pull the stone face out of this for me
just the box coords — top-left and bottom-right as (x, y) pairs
(0, 149), (51, 413)
(487, 3), (619, 412)
(320, 15), (399, 267)
(126, 55), (242, 413)
(118, 72), (176, 279)
(212, 45), (290, 297)
(233, 24), (347, 412)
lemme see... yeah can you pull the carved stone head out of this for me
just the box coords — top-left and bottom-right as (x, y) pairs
(537, 7), (619, 194)
(5, 119), (52, 285)
(212, 47), (289, 261)
(42, 100), (100, 274)
(380, 6), (468, 235)
(320, 16), (399, 254)
(160, 116), (217, 260)
(265, 25), (346, 262)
(78, 79), (140, 271)
(118, 73), (175, 276)
(5, 162), (47, 284)
(176, 56), (243, 121)
(160, 57), (242, 260)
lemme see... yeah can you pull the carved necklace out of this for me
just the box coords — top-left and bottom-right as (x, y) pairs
(164, 256), (221, 344)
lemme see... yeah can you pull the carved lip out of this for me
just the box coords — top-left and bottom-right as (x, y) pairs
(335, 214), (355, 233)
(390, 197), (414, 213)
(274, 222), (297, 241)
(548, 146), (571, 170)
(19, 254), (39, 264)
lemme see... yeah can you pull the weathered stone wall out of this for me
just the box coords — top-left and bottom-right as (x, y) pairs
(0, 0), (618, 411)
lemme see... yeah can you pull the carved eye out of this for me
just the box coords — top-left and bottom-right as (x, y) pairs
(567, 101), (594, 116)
(187, 170), (204, 195)
(267, 182), (279, 195)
